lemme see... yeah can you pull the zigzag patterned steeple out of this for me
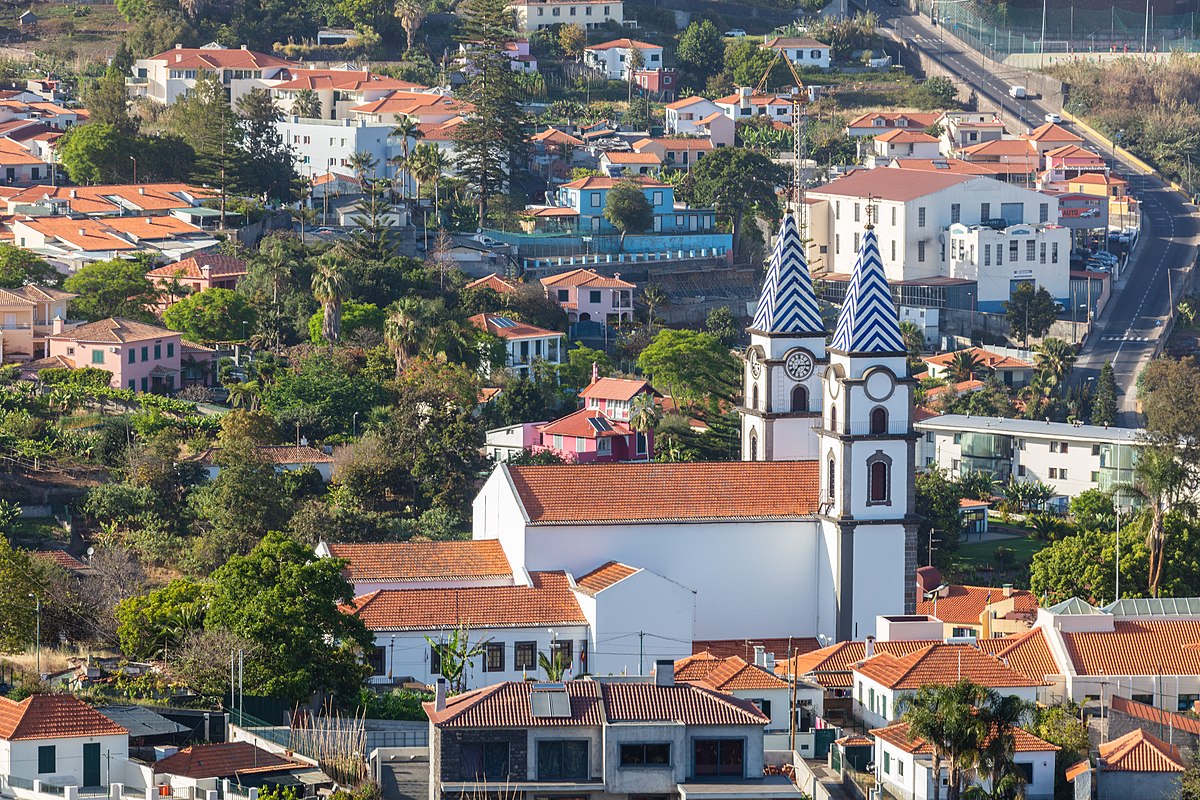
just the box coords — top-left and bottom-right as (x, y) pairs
(751, 213), (824, 335)
(830, 227), (905, 354)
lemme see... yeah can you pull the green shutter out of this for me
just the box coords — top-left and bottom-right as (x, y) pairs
(37, 745), (55, 774)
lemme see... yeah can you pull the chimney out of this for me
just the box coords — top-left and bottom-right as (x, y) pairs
(240, 44), (248, 50)
(753, 645), (765, 667)
(69, 189), (76, 198)
(78, 228), (85, 236)
(176, 54), (182, 63)
(139, 187), (145, 195)
(51, 315), (63, 335)
(865, 635), (876, 659)
(738, 86), (751, 109)
(175, 43), (182, 49)
(1003, 583), (1014, 598)
(434, 677), (446, 711)
(654, 660), (674, 687)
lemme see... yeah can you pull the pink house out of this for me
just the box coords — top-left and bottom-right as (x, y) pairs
(540, 269), (635, 324)
(44, 317), (189, 392)
(578, 376), (661, 422)
(145, 254), (248, 308)
(537, 407), (651, 463)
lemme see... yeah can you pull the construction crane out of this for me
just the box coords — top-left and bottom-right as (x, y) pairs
(754, 49), (813, 237)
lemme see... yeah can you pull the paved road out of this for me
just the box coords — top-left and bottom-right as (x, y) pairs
(861, 2), (1200, 425)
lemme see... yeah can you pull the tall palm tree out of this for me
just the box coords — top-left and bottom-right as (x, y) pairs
(1033, 337), (1076, 392)
(311, 252), (347, 348)
(347, 151), (378, 184)
(412, 143), (450, 222)
(967, 691), (1033, 800)
(629, 391), (661, 459)
(901, 680), (988, 800)
(947, 350), (983, 384)
(226, 380), (261, 411)
(384, 299), (426, 378)
(642, 284), (668, 331)
(1123, 445), (1189, 597)
(390, 114), (424, 202)
(291, 88), (322, 119)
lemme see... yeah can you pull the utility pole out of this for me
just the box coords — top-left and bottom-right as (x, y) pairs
(638, 631), (645, 676)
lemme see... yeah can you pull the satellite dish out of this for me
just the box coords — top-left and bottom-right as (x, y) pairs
(86, 547), (95, 558)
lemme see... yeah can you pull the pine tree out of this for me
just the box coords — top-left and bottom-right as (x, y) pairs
(1091, 360), (1118, 426)
(235, 88), (297, 202)
(452, 0), (528, 227)
(168, 74), (242, 227)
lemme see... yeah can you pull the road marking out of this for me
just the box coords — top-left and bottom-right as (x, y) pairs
(1101, 335), (1154, 342)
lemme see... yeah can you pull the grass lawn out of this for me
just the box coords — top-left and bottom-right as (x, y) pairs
(956, 534), (1048, 567)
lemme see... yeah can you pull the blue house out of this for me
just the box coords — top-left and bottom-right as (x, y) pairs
(554, 176), (717, 236)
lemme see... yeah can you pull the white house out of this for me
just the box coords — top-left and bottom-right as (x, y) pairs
(945, 221), (1071, 308)
(276, 116), (417, 191)
(871, 130), (942, 162)
(508, 0), (623, 31)
(316, 539), (516, 595)
(127, 43), (295, 106)
(468, 313), (564, 378)
(845, 112), (942, 138)
(0, 694), (130, 790)
(871, 721), (1058, 800)
(267, 68), (429, 120)
(714, 87), (795, 124)
(583, 39), (663, 80)
(760, 36), (831, 69)
(663, 96), (722, 137)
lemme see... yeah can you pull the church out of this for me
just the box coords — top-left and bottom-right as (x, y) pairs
(471, 212), (917, 650)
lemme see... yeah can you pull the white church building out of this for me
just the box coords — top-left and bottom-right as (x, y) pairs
(472, 213), (917, 645)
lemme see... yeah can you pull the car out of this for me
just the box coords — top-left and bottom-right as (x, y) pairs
(1044, 112), (1063, 124)
(725, 28), (746, 37)
(1085, 263), (1110, 273)
(1009, 85), (1027, 99)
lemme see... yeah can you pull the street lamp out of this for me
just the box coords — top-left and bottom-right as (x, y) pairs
(129, 155), (137, 185)
(28, 593), (40, 676)
(353, 411), (359, 438)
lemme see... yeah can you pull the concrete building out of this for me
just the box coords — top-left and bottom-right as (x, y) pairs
(0, 285), (76, 362)
(760, 36), (831, 69)
(128, 43), (294, 106)
(845, 111), (941, 138)
(583, 39), (663, 80)
(508, 0), (623, 31)
(870, 130), (942, 163)
(468, 313), (564, 378)
(945, 221), (1071, 309)
(714, 88), (794, 124)
(267, 68), (428, 120)
(277, 116), (417, 188)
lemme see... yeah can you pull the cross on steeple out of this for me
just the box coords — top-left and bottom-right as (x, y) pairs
(864, 193), (876, 230)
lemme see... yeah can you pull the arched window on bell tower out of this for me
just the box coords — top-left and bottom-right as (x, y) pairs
(827, 455), (836, 500)
(870, 407), (888, 435)
(752, 384), (760, 411)
(749, 429), (759, 461)
(792, 385), (808, 413)
(867, 453), (892, 504)
(830, 404), (838, 433)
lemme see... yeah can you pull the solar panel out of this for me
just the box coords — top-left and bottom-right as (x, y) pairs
(492, 317), (518, 328)
(530, 685), (572, 718)
(587, 417), (613, 433)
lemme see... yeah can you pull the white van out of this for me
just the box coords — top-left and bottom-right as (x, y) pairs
(1009, 85), (1027, 99)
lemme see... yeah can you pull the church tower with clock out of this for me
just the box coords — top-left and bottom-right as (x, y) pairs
(741, 213), (828, 461)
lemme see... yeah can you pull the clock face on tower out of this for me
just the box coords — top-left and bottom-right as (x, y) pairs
(748, 348), (762, 379)
(784, 350), (814, 381)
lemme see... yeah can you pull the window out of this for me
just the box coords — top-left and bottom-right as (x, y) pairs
(141, 377), (148, 392)
(751, 698), (771, 717)
(1059, 469), (1067, 479)
(430, 643), (442, 674)
(897, 759), (904, 777)
(1092, 444), (1101, 456)
(1091, 471), (1100, 482)
(1132, 693), (1154, 705)
(167, 342), (174, 358)
(950, 203), (960, 223)
(636, 432), (647, 455)
(835, 201), (840, 219)
(1050, 441), (1059, 453)
(367, 646), (385, 675)
(835, 234), (840, 254)
(538, 740), (589, 780)
(854, 232), (860, 251)
(854, 203), (860, 222)
(1001, 202), (1023, 225)
(129, 348), (136, 364)
(461, 742), (510, 781)
(693, 739), (744, 778)
(558, 289), (570, 302)
(752, 384), (759, 411)
(791, 385), (808, 413)
(485, 643), (505, 672)
(515, 641), (536, 670)
(141, 346), (148, 361)
(918, 207), (926, 227)
(1179, 694), (1200, 712)
(652, 191), (663, 206)
(91, 349), (104, 365)
(954, 433), (962, 444)
(1026, 240), (1035, 261)
(1018, 465), (1026, 477)
(869, 687), (875, 712)
(1040, 242), (1046, 264)
(749, 430), (758, 461)
(918, 241), (926, 262)
(1039, 202), (1049, 223)
(1048, 468), (1058, 479)
(1060, 442), (1069, 453)
(621, 743), (671, 767)
(1009, 240), (1019, 261)
(590, 193), (600, 208)
(870, 407), (887, 435)
(154, 343), (161, 359)
(589, 290), (601, 304)
(1052, 242), (1059, 263)
(980, 202), (990, 221)
(984, 244), (991, 266)
(891, 207), (896, 226)
(827, 457), (836, 500)
(38, 746), (55, 774)
(868, 458), (890, 503)
(891, 240), (896, 260)
(831, 405), (838, 433)
(1015, 762), (1034, 784)
(883, 751), (890, 774)
(128, 379), (135, 390)
(997, 242), (1003, 265)
(551, 639), (573, 667)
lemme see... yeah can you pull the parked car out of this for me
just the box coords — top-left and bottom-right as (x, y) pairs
(1044, 112), (1063, 124)
(1086, 263), (1111, 273)
(725, 28), (746, 37)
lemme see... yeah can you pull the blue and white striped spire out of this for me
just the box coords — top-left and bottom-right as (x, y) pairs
(751, 213), (824, 334)
(830, 225), (905, 354)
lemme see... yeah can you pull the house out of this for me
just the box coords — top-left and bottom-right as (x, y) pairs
(631, 68), (678, 101)
(871, 130), (942, 162)
(1040, 144), (1107, 180)
(1087, 728), (1186, 800)
(578, 376), (659, 421)
(17, 9), (36, 29)
(1106, 696), (1200, 762)
(663, 96), (723, 137)
(632, 137), (713, 169)
(549, 176), (723, 245)
(508, 0), (623, 31)
(190, 445), (335, 481)
(921, 346), (1035, 388)
(0, 137), (50, 184)
(44, 318), (185, 392)
(145, 254), (248, 307)
(714, 88), (795, 124)
(540, 268), (635, 324)
(913, 574), (1038, 639)
(484, 421), (548, 462)
(529, 127), (587, 181)
(845, 112), (942, 138)
(468, 313), (564, 378)
(599, 149), (661, 176)
(0, 183), (215, 218)
(315, 539), (514, 594)
(583, 39), (663, 80)
(1022, 121), (1084, 156)
(536, 406), (651, 463)
(8, 215), (218, 270)
(0, 285), (77, 363)
(871, 721), (1058, 800)
(457, 40), (538, 74)
(423, 674), (803, 800)
(940, 111), (1005, 151)
(0, 693), (129, 789)
(267, 68), (427, 120)
(760, 36), (831, 69)
(128, 43), (296, 106)
(464, 273), (518, 295)
(153, 741), (328, 797)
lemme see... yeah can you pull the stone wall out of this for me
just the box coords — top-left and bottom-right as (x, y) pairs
(439, 729), (528, 782)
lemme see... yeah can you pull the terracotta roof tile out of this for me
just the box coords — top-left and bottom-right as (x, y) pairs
(586, 38), (660, 51)
(854, 643), (1046, 690)
(347, 571), (586, 630)
(977, 628), (1060, 681)
(537, 408), (631, 439)
(603, 151), (662, 165)
(49, 317), (175, 344)
(836, 734), (875, 746)
(684, 655), (789, 691)
(271, 69), (423, 92)
(1061, 620), (1200, 676)
(560, 175), (669, 190)
(674, 651), (723, 682)
(914, 583), (1038, 624)
(1024, 122), (1084, 143)
(0, 694), (127, 740)
(531, 128), (585, 146)
(575, 561), (638, 595)
(600, 682), (769, 725)
(875, 129), (940, 144)
(506, 461), (819, 524)
(1098, 728), (1185, 772)
(579, 377), (656, 402)
(540, 268), (636, 290)
(762, 36), (828, 48)
(960, 139), (1038, 158)
(1065, 759), (1091, 781)
(871, 722), (1057, 756)
(1110, 695), (1200, 736)
(425, 681), (605, 728)
(891, 159), (1003, 175)
(468, 313), (562, 340)
(633, 137), (714, 152)
(146, 254), (247, 280)
(326, 540), (512, 583)
(31, 550), (88, 571)
(809, 168), (973, 201)
(351, 92), (472, 118)
(923, 347), (1033, 372)
(149, 46), (294, 70)
(846, 112), (942, 129)
(464, 273), (518, 294)
(699, 637), (820, 662)
(153, 742), (305, 778)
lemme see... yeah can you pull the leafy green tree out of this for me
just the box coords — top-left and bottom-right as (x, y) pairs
(115, 578), (207, 659)
(1032, 704), (1089, 799)
(1069, 488), (1114, 531)
(63, 257), (159, 321)
(899, 319), (924, 372)
(83, 68), (137, 135)
(1139, 356), (1200, 457)
(705, 306), (740, 348)
(946, 349), (982, 383)
(262, 352), (391, 438)
(636, 328), (739, 411)
(723, 38), (790, 90)
(686, 147), (785, 256)
(163, 288), (258, 343)
(1033, 337), (1076, 392)
(915, 467), (965, 565)
(169, 74), (242, 225)
(0, 246), (59, 288)
(1004, 283), (1057, 345)
(1090, 360), (1117, 426)
(205, 532), (374, 702)
(1124, 444), (1190, 597)
(308, 301), (384, 345)
(453, 0), (528, 225)
(558, 23), (585, 61)
(394, 0), (429, 50)
(676, 19), (724, 83)
(539, 649), (570, 680)
(559, 345), (613, 391)
(311, 251), (348, 346)
(0, 537), (51, 653)
(604, 179), (653, 248)
(56, 124), (133, 185)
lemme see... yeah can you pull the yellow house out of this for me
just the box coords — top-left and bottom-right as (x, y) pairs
(0, 285), (77, 362)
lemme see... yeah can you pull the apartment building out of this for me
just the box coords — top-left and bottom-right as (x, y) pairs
(508, 0), (623, 30)
(0, 285), (76, 362)
(128, 43), (295, 106)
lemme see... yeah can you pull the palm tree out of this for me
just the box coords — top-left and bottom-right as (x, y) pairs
(1033, 337), (1075, 392)
(538, 649), (570, 681)
(425, 625), (489, 693)
(642, 283), (668, 331)
(947, 350), (983, 384)
(291, 88), (322, 119)
(347, 151), (378, 184)
(1123, 445), (1189, 597)
(967, 691), (1033, 800)
(901, 681), (987, 800)
(629, 391), (661, 459)
(411, 143), (450, 223)
(393, 0), (428, 51)
(384, 299), (426, 378)
(311, 252), (347, 347)
(226, 380), (261, 411)
(390, 114), (424, 202)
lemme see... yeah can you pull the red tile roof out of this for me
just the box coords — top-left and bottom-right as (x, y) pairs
(351, 92), (472, 118)
(586, 38), (661, 51)
(149, 45), (294, 71)
(425, 680), (606, 728)
(678, 654), (789, 691)
(698, 637), (820, 662)
(602, 151), (662, 165)
(346, 571), (586, 630)
(1098, 728), (1186, 773)
(632, 137), (714, 152)
(531, 127), (584, 146)
(891, 159), (1004, 176)
(537, 407), (632, 439)
(49, 317), (175, 344)
(923, 347), (1033, 372)
(601, 682), (769, 725)
(960, 139), (1038, 158)
(579, 377), (657, 402)
(190, 445), (332, 466)
(465, 273), (518, 295)
(762, 36), (828, 49)
(574, 561), (638, 595)
(560, 176), (669, 190)
(1024, 122), (1084, 143)
(914, 583), (1038, 624)
(145, 254), (247, 280)
(781, 640), (942, 688)
(854, 643), (1046, 690)
(153, 742), (305, 778)
(871, 721), (1058, 755)
(1065, 759), (1091, 781)
(0, 694), (127, 740)
(31, 550), (88, 571)
(1110, 695), (1200, 736)
(468, 313), (562, 340)
(506, 461), (820, 524)
(540, 268), (635, 290)
(675, 651), (723, 682)
(326, 540), (512, 583)
(271, 69), (423, 92)
(846, 112), (942, 130)
(975, 628), (1060, 681)
(875, 129), (940, 144)
(810, 168), (973, 201)
(1060, 620), (1200, 676)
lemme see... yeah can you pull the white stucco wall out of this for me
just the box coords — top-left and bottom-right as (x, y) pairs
(2, 734), (129, 787)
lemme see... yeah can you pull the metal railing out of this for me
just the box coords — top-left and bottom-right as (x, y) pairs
(39, 783), (65, 796)
(7, 776), (35, 790)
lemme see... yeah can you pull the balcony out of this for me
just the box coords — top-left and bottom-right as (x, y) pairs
(0, 322), (31, 330)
